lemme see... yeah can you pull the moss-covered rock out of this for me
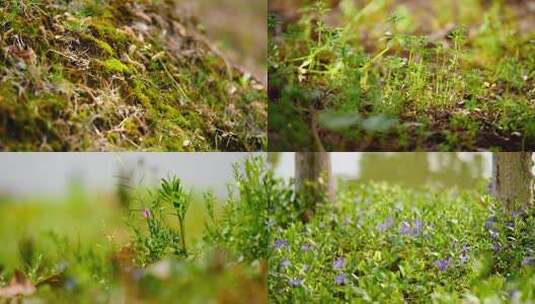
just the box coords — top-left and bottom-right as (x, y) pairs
(0, 0), (266, 151)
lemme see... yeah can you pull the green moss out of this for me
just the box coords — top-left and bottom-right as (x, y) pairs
(123, 117), (138, 132)
(106, 132), (119, 144)
(94, 39), (115, 56)
(89, 20), (130, 44)
(173, 115), (191, 129)
(31, 95), (69, 117)
(101, 58), (130, 74)
(78, 1), (112, 18)
(0, 83), (16, 101)
(62, 18), (89, 33)
(0, 0), (266, 151)
(82, 33), (115, 56)
(131, 79), (151, 105)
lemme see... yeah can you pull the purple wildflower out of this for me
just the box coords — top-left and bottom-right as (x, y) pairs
(505, 220), (515, 229)
(280, 259), (291, 270)
(64, 278), (77, 291)
(510, 210), (523, 218)
(143, 208), (152, 219)
(377, 217), (394, 232)
(301, 243), (314, 252)
(435, 257), (451, 272)
(274, 239), (288, 250)
(459, 244), (470, 264)
(486, 182), (493, 193)
(485, 216), (495, 230)
(333, 257), (345, 270)
(335, 273), (346, 286)
(399, 221), (411, 235)
(509, 290), (521, 301)
(492, 242), (502, 252)
(521, 257), (535, 266)
(289, 278), (304, 288)
(399, 219), (424, 237)
(412, 219), (424, 234)
(460, 253), (469, 264)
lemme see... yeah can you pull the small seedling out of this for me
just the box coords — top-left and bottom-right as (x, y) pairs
(158, 177), (191, 256)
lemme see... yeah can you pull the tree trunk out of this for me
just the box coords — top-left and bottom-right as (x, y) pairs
(492, 152), (534, 212)
(295, 152), (334, 221)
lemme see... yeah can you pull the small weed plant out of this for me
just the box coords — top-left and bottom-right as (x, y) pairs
(131, 177), (190, 264)
(204, 156), (270, 261)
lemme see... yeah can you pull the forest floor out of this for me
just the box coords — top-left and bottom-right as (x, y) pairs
(0, 0), (266, 151)
(0, 157), (268, 303)
(269, 180), (535, 303)
(268, 0), (535, 151)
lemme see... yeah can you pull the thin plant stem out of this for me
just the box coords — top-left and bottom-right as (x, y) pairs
(178, 216), (187, 255)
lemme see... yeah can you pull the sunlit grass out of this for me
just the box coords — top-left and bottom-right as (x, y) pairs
(269, 0), (534, 151)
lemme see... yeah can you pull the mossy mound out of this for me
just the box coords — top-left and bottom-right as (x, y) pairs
(0, 0), (266, 151)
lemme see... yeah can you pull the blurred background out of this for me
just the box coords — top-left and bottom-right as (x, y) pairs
(269, 0), (535, 32)
(179, 0), (267, 84)
(0, 153), (253, 199)
(271, 152), (493, 191)
(0, 152), (496, 199)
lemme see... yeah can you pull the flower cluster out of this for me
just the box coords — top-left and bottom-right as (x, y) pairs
(333, 256), (346, 286)
(435, 257), (452, 272)
(269, 182), (535, 303)
(376, 217), (394, 232)
(399, 219), (424, 237)
(274, 239), (288, 250)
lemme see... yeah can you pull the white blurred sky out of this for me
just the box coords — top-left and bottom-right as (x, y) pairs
(273, 152), (493, 179)
(0, 153), (258, 199)
(0, 152), (515, 199)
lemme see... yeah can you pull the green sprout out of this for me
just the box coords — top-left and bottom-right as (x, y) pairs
(159, 176), (190, 256)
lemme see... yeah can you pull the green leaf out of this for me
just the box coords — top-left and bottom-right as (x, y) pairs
(362, 115), (397, 132)
(318, 110), (361, 130)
